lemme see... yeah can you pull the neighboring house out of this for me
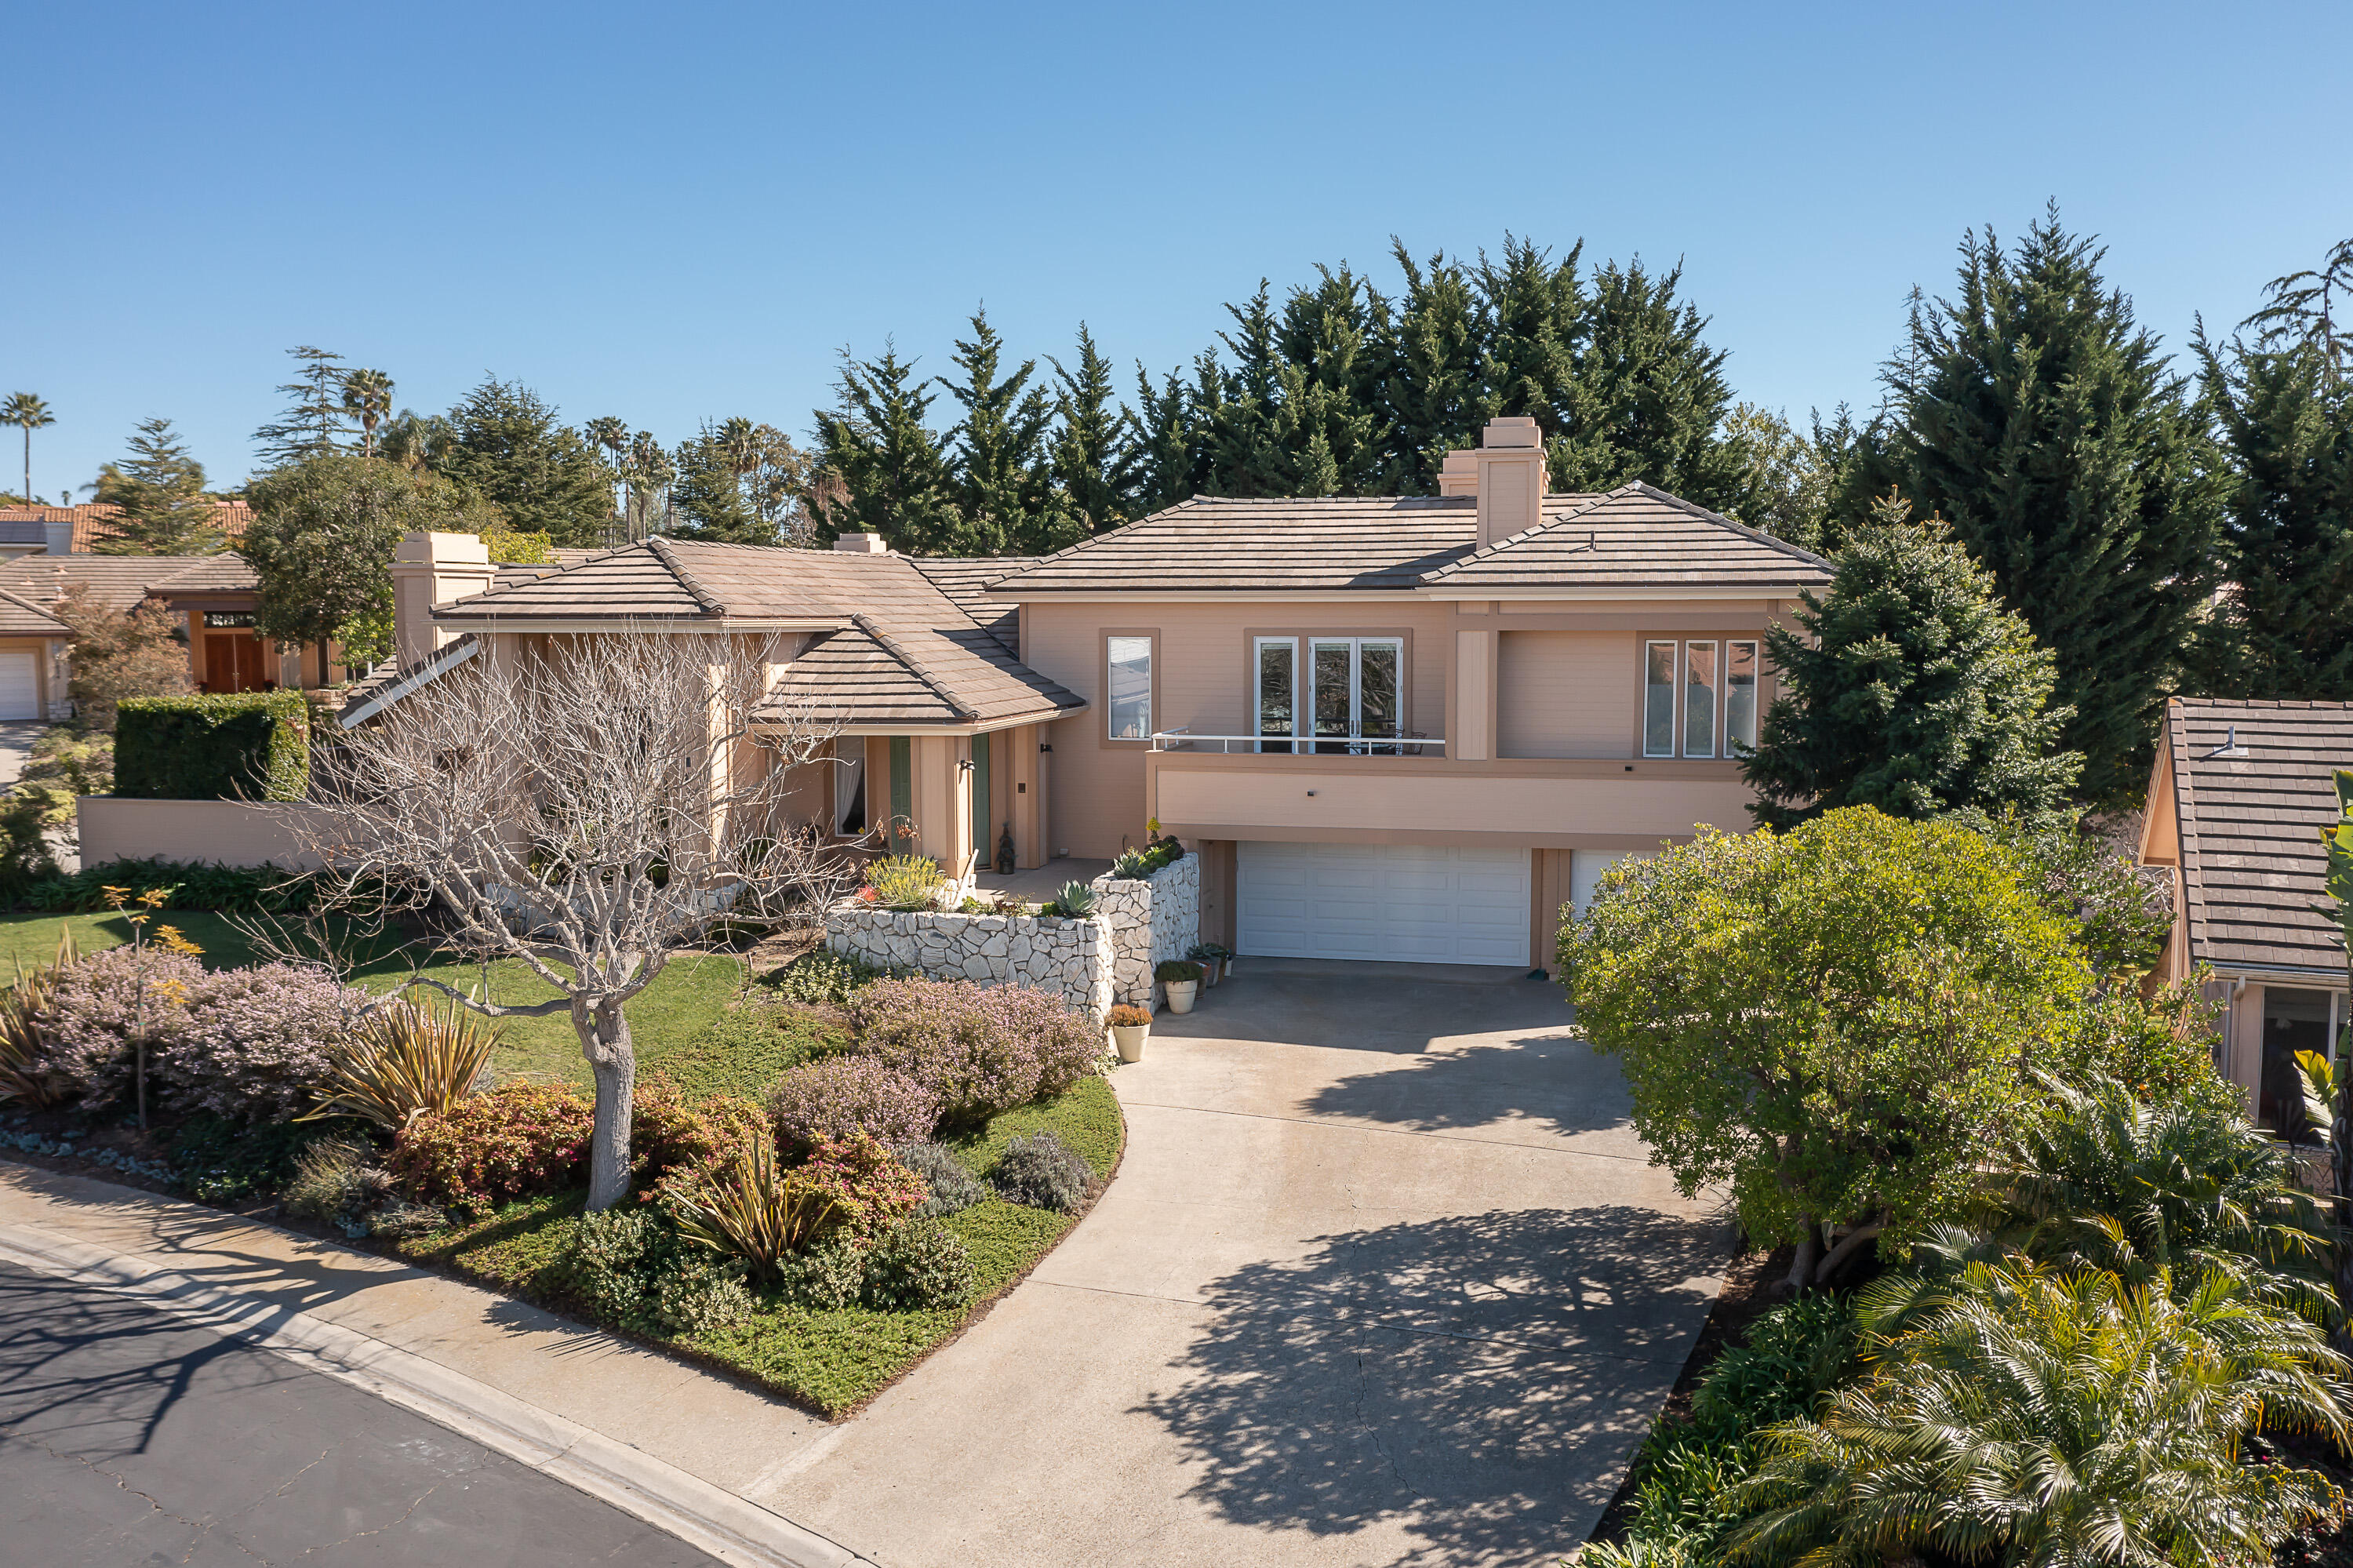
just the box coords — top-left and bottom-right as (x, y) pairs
(2139, 697), (2353, 1130)
(365, 418), (1832, 972)
(0, 586), (74, 719)
(0, 500), (253, 558)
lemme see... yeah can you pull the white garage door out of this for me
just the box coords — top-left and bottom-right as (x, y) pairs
(1238, 842), (1530, 966)
(0, 653), (37, 721)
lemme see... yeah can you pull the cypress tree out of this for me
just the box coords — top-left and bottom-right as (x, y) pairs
(1049, 324), (1136, 536)
(1271, 264), (1391, 494)
(2195, 328), (2353, 697)
(668, 422), (765, 544)
(1475, 235), (1587, 450)
(1744, 493), (2082, 830)
(1129, 356), (1217, 515)
(940, 309), (1066, 554)
(1380, 242), (1486, 491)
(1203, 283), (1290, 497)
(95, 417), (221, 555)
(1884, 209), (2220, 806)
(437, 377), (615, 547)
(811, 345), (962, 552)
(1566, 260), (1748, 511)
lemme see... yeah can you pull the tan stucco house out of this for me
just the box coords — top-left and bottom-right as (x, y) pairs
(361, 417), (1834, 971)
(2139, 697), (2352, 1130)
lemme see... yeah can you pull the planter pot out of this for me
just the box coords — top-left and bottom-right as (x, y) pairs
(1111, 1023), (1150, 1063)
(1164, 980), (1198, 1014)
(1196, 959), (1218, 988)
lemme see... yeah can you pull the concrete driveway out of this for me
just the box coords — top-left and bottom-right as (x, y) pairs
(754, 957), (1729, 1567)
(0, 719), (43, 786)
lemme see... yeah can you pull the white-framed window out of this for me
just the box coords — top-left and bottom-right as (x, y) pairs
(1307, 637), (1402, 754)
(1255, 636), (1297, 754)
(1726, 640), (1759, 753)
(1107, 635), (1151, 740)
(1643, 641), (1678, 758)
(1683, 641), (1718, 759)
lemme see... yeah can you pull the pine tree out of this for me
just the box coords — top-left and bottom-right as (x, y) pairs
(436, 377), (615, 547)
(1203, 283), (1290, 497)
(2195, 327), (2353, 697)
(669, 422), (764, 543)
(1562, 260), (1748, 509)
(1475, 235), (1587, 446)
(1129, 356), (1216, 515)
(96, 417), (221, 555)
(1884, 209), (2220, 806)
(940, 309), (1065, 553)
(1049, 324), (1135, 536)
(253, 345), (358, 467)
(1744, 493), (2082, 829)
(1379, 242), (1486, 491)
(1271, 264), (1391, 494)
(811, 345), (962, 552)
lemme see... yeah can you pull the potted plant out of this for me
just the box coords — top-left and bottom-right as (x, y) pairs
(1187, 941), (1231, 985)
(1156, 959), (1203, 1014)
(1106, 1003), (1152, 1063)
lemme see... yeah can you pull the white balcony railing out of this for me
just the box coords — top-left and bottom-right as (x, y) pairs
(1148, 728), (1446, 758)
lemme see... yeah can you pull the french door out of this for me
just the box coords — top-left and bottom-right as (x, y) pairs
(1308, 638), (1402, 754)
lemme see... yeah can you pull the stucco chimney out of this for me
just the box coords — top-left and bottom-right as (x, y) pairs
(1473, 417), (1546, 548)
(1437, 449), (1478, 497)
(831, 532), (892, 554)
(389, 530), (493, 671)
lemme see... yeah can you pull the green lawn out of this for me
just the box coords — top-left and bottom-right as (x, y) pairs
(0, 910), (750, 1086)
(394, 1072), (1124, 1419)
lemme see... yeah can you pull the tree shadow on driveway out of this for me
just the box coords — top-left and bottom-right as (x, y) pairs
(1140, 1205), (1730, 1566)
(1297, 1031), (1631, 1141)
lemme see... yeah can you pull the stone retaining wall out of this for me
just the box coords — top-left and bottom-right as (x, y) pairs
(822, 905), (1114, 1020)
(1090, 850), (1202, 1011)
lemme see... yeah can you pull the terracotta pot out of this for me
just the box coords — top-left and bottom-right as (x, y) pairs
(1111, 1023), (1149, 1063)
(1164, 980), (1198, 1014)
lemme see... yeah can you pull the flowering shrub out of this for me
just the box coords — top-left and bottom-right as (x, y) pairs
(865, 855), (944, 912)
(160, 963), (366, 1122)
(34, 946), (205, 1111)
(852, 978), (1102, 1126)
(798, 1132), (927, 1235)
(769, 1057), (940, 1151)
(632, 1086), (772, 1195)
(390, 1083), (593, 1209)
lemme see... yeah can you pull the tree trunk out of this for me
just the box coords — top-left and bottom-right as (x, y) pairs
(580, 999), (636, 1211)
(1784, 1218), (1820, 1295)
(1814, 1213), (1887, 1286)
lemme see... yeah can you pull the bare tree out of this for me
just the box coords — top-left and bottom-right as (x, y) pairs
(302, 631), (859, 1209)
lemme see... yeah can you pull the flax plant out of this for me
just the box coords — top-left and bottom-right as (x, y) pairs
(304, 995), (499, 1130)
(0, 923), (78, 1107)
(668, 1135), (841, 1285)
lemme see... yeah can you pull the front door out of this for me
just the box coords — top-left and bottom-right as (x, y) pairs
(204, 632), (270, 693)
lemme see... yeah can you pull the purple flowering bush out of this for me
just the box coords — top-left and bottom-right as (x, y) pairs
(34, 947), (207, 1111)
(850, 978), (1101, 1126)
(161, 963), (368, 1122)
(769, 1056), (940, 1151)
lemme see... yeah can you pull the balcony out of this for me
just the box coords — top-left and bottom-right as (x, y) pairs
(1147, 728), (1446, 758)
(1143, 731), (1756, 850)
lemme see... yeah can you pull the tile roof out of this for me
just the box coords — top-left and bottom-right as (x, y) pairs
(0, 554), (224, 614)
(0, 586), (69, 636)
(2165, 698), (2353, 979)
(435, 539), (1083, 729)
(0, 501), (253, 554)
(1417, 483), (1835, 591)
(149, 555), (260, 592)
(911, 556), (1038, 652)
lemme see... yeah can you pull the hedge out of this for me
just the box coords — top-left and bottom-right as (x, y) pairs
(115, 693), (311, 802)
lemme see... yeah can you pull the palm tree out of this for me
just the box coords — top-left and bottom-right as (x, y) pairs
(3, 392), (55, 505)
(1725, 1258), (2351, 1565)
(341, 369), (395, 459)
(379, 410), (453, 476)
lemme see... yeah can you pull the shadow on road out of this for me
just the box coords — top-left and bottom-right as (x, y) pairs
(1298, 1032), (1629, 1139)
(1140, 1205), (1730, 1566)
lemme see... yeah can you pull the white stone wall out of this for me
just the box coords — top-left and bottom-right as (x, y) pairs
(1090, 849), (1202, 1010)
(823, 904), (1114, 1020)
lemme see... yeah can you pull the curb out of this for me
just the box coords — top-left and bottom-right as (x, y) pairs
(0, 1221), (875, 1568)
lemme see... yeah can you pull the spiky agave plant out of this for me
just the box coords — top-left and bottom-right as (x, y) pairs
(0, 922), (78, 1107)
(304, 995), (499, 1130)
(667, 1134), (842, 1285)
(1722, 1257), (2351, 1565)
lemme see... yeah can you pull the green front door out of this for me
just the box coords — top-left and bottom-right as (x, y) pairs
(888, 737), (911, 842)
(969, 733), (991, 867)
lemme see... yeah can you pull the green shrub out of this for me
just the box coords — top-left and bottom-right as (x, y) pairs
(772, 1230), (866, 1308)
(115, 692), (311, 802)
(991, 1130), (1093, 1213)
(280, 1136), (414, 1235)
(864, 855), (943, 912)
(762, 949), (906, 1006)
(12, 857), (319, 914)
(896, 1141), (986, 1218)
(1153, 959), (1202, 984)
(566, 1206), (753, 1335)
(173, 1111), (370, 1204)
(860, 1218), (975, 1311)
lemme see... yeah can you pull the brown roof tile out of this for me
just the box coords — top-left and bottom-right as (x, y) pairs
(911, 556), (1038, 652)
(988, 497), (1515, 593)
(0, 586), (69, 636)
(2166, 697), (2353, 979)
(0, 554), (224, 614)
(1418, 483), (1835, 591)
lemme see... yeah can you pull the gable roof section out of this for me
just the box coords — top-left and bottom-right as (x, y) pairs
(0, 585), (69, 635)
(1417, 483), (1835, 591)
(2166, 697), (2353, 980)
(149, 554), (260, 593)
(911, 556), (1038, 652)
(0, 554), (224, 614)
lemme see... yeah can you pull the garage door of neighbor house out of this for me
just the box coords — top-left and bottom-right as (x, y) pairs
(0, 653), (37, 720)
(1238, 842), (1530, 966)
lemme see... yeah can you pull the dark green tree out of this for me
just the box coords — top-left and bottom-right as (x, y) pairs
(1269, 264), (1391, 495)
(1559, 259), (1749, 510)
(2194, 327), (2353, 697)
(1201, 283), (1291, 497)
(940, 309), (1065, 553)
(1378, 242), (1487, 490)
(1744, 493), (2082, 831)
(669, 420), (763, 544)
(245, 454), (500, 668)
(436, 377), (614, 547)
(96, 417), (221, 555)
(1474, 235), (1587, 443)
(252, 345), (358, 467)
(1129, 355), (1218, 515)
(810, 345), (962, 552)
(1049, 323), (1135, 536)
(1880, 209), (2220, 806)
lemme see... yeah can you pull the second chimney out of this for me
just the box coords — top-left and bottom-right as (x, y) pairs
(1473, 417), (1545, 548)
(832, 532), (892, 554)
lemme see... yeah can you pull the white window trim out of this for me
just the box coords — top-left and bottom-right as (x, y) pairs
(1107, 635), (1152, 741)
(1643, 639), (1678, 759)
(1254, 635), (1297, 753)
(1307, 635), (1405, 754)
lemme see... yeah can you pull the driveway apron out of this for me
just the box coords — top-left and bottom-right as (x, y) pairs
(756, 957), (1728, 1567)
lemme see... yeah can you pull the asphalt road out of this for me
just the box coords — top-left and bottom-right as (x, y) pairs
(0, 1258), (728, 1566)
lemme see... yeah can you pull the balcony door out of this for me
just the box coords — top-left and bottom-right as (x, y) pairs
(1308, 638), (1402, 755)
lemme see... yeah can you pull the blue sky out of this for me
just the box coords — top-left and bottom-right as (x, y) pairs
(5, 0), (2348, 499)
